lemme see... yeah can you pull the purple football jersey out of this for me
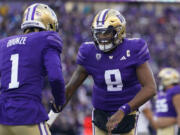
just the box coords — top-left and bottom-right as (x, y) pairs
(155, 85), (180, 117)
(0, 31), (65, 125)
(77, 38), (150, 112)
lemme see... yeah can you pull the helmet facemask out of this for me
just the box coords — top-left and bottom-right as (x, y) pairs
(92, 25), (123, 53)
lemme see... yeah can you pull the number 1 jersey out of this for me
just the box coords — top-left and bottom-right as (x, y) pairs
(0, 31), (65, 125)
(77, 38), (150, 112)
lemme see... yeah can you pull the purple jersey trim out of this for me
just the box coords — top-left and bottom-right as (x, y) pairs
(38, 124), (43, 135)
(138, 49), (149, 59)
(43, 122), (48, 135)
(138, 43), (147, 55)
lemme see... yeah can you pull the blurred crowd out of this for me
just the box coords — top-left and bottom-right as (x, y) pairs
(0, 1), (180, 135)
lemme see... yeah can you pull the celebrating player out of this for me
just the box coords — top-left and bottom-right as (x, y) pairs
(0, 3), (65, 135)
(48, 9), (157, 135)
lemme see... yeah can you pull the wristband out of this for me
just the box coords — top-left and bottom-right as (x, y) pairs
(119, 103), (131, 115)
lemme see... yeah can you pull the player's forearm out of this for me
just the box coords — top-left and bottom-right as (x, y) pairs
(143, 108), (158, 129)
(62, 84), (78, 109)
(128, 86), (156, 112)
(173, 95), (180, 127)
(62, 77), (85, 108)
(62, 65), (88, 109)
(148, 115), (158, 129)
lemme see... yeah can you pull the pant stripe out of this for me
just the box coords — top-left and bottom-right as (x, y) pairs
(39, 122), (48, 135)
(38, 124), (43, 135)
(43, 122), (48, 135)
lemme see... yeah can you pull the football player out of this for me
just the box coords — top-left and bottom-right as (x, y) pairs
(48, 9), (156, 135)
(154, 68), (180, 135)
(0, 3), (65, 135)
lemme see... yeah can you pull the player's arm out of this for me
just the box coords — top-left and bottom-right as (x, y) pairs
(63, 64), (88, 108)
(128, 62), (157, 111)
(173, 94), (180, 132)
(153, 117), (176, 128)
(47, 65), (88, 126)
(142, 105), (157, 130)
(43, 48), (65, 112)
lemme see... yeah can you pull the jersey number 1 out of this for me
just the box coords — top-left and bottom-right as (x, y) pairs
(9, 54), (19, 89)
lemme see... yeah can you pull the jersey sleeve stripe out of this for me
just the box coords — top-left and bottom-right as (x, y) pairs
(137, 43), (147, 56)
(138, 49), (149, 59)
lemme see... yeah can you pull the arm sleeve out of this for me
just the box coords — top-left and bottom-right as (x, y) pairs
(43, 48), (65, 106)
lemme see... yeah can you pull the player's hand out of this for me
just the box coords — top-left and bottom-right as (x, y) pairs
(50, 101), (62, 113)
(106, 109), (125, 135)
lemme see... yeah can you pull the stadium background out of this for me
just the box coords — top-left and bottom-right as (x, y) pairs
(0, 0), (180, 134)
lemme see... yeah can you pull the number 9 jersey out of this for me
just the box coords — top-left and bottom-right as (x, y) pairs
(0, 31), (65, 125)
(77, 38), (150, 112)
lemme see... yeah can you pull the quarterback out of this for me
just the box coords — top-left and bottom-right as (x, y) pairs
(0, 3), (65, 135)
(154, 68), (180, 135)
(48, 9), (157, 135)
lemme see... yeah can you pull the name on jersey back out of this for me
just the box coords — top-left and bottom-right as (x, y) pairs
(7, 37), (27, 48)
